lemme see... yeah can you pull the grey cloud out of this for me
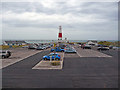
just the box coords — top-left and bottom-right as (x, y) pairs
(1, 2), (117, 19)
(79, 2), (117, 20)
(3, 17), (117, 33)
(1, 2), (118, 40)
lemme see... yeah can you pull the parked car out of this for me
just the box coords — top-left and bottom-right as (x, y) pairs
(36, 46), (44, 50)
(50, 44), (53, 47)
(51, 47), (64, 52)
(28, 45), (37, 49)
(112, 46), (119, 50)
(0, 50), (11, 59)
(109, 45), (113, 49)
(43, 45), (47, 49)
(22, 46), (28, 48)
(64, 46), (71, 50)
(65, 47), (76, 53)
(82, 44), (91, 49)
(97, 44), (104, 47)
(59, 43), (66, 49)
(97, 45), (109, 50)
(43, 53), (61, 60)
(78, 44), (81, 47)
(81, 44), (84, 48)
(47, 45), (51, 48)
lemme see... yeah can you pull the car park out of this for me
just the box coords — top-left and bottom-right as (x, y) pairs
(43, 53), (61, 60)
(0, 50), (11, 59)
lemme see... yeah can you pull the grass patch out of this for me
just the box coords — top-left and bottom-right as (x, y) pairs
(0, 45), (10, 49)
(0, 45), (28, 49)
(98, 41), (120, 47)
(51, 61), (61, 66)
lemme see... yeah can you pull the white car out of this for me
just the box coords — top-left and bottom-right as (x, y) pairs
(113, 47), (118, 50)
(97, 47), (109, 50)
(79, 45), (81, 47)
(0, 50), (11, 59)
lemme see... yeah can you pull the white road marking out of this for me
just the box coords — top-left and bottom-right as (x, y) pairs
(75, 47), (112, 58)
(76, 51), (82, 57)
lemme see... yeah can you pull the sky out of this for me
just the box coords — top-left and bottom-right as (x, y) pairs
(0, 0), (118, 40)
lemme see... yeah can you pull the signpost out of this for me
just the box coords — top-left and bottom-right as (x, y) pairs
(54, 43), (56, 54)
(50, 56), (52, 62)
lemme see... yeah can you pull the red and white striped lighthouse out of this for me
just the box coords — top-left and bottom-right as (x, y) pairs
(58, 26), (62, 40)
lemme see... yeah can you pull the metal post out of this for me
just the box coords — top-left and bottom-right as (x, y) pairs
(54, 56), (55, 61)
(50, 56), (52, 62)
(54, 43), (56, 54)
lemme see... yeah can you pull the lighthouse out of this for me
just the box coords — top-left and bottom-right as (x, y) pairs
(58, 26), (62, 41)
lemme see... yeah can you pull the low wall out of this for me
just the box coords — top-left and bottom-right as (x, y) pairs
(0, 45), (28, 49)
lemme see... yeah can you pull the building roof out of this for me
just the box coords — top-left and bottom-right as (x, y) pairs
(87, 40), (97, 43)
(4, 40), (26, 44)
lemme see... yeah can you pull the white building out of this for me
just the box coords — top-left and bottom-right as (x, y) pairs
(3, 40), (26, 46)
(87, 40), (98, 46)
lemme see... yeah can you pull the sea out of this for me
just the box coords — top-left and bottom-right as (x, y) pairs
(0, 39), (118, 45)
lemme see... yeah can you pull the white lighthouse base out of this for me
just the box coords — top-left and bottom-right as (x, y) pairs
(57, 40), (64, 43)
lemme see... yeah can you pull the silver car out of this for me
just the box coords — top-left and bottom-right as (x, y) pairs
(0, 50), (11, 59)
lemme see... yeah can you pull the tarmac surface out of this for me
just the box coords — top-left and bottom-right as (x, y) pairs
(2, 47), (119, 88)
(75, 47), (112, 57)
(1, 48), (42, 69)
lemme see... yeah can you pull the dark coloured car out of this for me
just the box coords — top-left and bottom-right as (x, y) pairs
(36, 46), (44, 50)
(0, 50), (11, 59)
(28, 45), (37, 49)
(22, 46), (28, 48)
(109, 45), (113, 49)
(97, 44), (104, 47)
(82, 44), (91, 49)
(97, 45), (109, 50)
(59, 43), (66, 49)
